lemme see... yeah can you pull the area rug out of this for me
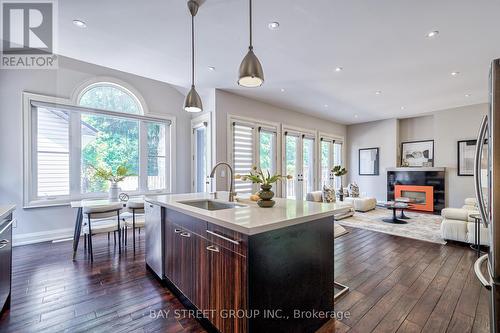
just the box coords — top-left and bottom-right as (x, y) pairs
(336, 207), (446, 244)
(334, 224), (349, 238)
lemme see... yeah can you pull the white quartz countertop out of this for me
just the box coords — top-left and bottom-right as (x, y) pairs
(145, 192), (351, 235)
(0, 205), (16, 221)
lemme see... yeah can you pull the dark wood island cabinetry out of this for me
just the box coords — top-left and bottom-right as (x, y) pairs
(145, 195), (343, 333)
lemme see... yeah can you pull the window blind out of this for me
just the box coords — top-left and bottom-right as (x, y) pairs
(36, 108), (70, 197)
(233, 123), (254, 194)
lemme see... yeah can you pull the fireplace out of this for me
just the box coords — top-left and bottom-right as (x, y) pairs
(387, 167), (445, 214)
(394, 185), (434, 212)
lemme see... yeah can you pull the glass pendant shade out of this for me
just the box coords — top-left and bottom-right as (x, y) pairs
(238, 47), (264, 87)
(184, 85), (203, 112)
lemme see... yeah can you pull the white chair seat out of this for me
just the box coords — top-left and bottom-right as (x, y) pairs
(124, 215), (145, 228)
(83, 219), (119, 234)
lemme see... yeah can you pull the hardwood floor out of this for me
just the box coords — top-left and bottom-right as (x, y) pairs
(332, 227), (490, 333)
(0, 231), (206, 333)
(0, 226), (490, 333)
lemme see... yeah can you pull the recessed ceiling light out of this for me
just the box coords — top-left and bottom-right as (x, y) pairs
(324, 104), (329, 108)
(280, 88), (286, 92)
(73, 19), (87, 28)
(400, 106), (405, 110)
(208, 66), (216, 71)
(354, 114), (359, 118)
(335, 67), (343, 72)
(375, 90), (382, 95)
(426, 30), (439, 38)
(268, 22), (280, 30)
(451, 71), (460, 76)
(465, 93), (471, 97)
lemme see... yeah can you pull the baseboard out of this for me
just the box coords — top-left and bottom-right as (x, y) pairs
(13, 227), (74, 246)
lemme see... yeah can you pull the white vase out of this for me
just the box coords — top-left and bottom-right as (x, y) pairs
(108, 182), (120, 201)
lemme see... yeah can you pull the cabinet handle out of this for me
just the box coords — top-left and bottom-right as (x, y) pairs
(180, 232), (191, 238)
(206, 230), (239, 245)
(0, 239), (9, 249)
(206, 245), (220, 252)
(174, 229), (182, 234)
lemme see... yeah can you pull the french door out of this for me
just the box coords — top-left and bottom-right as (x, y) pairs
(191, 115), (211, 192)
(284, 131), (316, 200)
(320, 138), (335, 188)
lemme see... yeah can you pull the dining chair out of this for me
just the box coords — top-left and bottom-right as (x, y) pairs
(82, 202), (123, 261)
(122, 199), (145, 252)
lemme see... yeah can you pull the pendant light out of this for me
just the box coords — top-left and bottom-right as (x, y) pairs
(238, 0), (264, 87)
(184, 0), (203, 112)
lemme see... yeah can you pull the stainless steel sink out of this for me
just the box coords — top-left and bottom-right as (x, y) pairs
(178, 200), (246, 211)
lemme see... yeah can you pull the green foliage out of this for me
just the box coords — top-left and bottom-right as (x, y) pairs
(237, 166), (291, 186)
(259, 131), (273, 172)
(89, 164), (134, 183)
(332, 165), (347, 177)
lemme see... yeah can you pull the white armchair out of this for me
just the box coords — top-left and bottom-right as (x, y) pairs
(440, 198), (489, 245)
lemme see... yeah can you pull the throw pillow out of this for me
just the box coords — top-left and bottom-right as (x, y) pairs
(348, 182), (360, 198)
(323, 185), (335, 203)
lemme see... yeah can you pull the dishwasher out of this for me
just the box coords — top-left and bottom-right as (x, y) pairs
(145, 202), (164, 279)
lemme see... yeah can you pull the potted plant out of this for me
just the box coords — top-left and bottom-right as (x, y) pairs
(236, 166), (292, 208)
(90, 165), (134, 201)
(332, 165), (347, 201)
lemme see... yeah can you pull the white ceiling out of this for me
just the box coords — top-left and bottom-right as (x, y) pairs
(56, 0), (500, 124)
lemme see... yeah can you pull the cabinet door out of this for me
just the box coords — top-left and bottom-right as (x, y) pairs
(0, 218), (12, 309)
(208, 244), (247, 333)
(165, 222), (209, 310)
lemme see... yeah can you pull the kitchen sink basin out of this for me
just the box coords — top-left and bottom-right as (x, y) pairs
(178, 200), (246, 211)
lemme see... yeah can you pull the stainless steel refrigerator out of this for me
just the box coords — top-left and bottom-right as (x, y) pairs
(474, 58), (500, 333)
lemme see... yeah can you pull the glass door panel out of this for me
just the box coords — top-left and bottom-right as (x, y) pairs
(333, 142), (343, 190)
(194, 126), (207, 192)
(285, 135), (299, 199)
(302, 137), (315, 199)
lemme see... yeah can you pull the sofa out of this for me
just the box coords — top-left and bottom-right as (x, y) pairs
(343, 197), (377, 212)
(440, 198), (489, 245)
(305, 191), (355, 220)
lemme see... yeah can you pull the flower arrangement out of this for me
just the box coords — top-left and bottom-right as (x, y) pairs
(236, 166), (292, 186)
(236, 166), (292, 207)
(90, 165), (134, 183)
(331, 165), (348, 201)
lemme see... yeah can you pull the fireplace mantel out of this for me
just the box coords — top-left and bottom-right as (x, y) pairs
(386, 167), (446, 172)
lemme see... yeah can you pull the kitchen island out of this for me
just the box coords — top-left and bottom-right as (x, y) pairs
(144, 193), (350, 333)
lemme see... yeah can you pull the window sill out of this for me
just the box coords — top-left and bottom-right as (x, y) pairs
(23, 190), (172, 209)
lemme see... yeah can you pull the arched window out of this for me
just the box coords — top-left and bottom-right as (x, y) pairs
(78, 82), (143, 114)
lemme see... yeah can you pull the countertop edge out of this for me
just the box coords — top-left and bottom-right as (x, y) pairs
(144, 197), (346, 235)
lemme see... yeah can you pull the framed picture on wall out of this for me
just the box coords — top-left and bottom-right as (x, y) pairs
(359, 147), (379, 175)
(457, 139), (486, 176)
(401, 140), (434, 167)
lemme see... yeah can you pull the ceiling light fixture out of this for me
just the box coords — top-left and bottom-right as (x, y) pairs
(184, 0), (203, 112)
(335, 67), (343, 72)
(324, 104), (329, 108)
(280, 88), (285, 92)
(354, 114), (359, 118)
(268, 21), (280, 30)
(426, 30), (439, 38)
(400, 106), (405, 110)
(451, 71), (460, 76)
(238, 0), (264, 87)
(375, 90), (382, 95)
(208, 66), (215, 71)
(465, 94), (471, 97)
(73, 19), (87, 28)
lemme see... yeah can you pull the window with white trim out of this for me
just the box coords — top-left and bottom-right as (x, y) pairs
(24, 87), (171, 206)
(230, 120), (278, 195)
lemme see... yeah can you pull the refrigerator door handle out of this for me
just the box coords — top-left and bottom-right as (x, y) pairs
(474, 114), (489, 228)
(474, 253), (492, 290)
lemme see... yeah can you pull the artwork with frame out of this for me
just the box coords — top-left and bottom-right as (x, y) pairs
(457, 139), (486, 176)
(401, 140), (434, 167)
(359, 147), (379, 175)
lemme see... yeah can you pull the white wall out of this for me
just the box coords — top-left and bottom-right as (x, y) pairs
(0, 56), (191, 245)
(213, 90), (347, 190)
(400, 104), (488, 207)
(346, 103), (488, 207)
(346, 119), (399, 201)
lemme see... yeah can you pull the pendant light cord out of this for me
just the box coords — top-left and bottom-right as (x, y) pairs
(249, 0), (253, 48)
(191, 13), (195, 86)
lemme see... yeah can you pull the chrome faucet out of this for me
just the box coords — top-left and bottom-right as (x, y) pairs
(209, 162), (236, 202)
